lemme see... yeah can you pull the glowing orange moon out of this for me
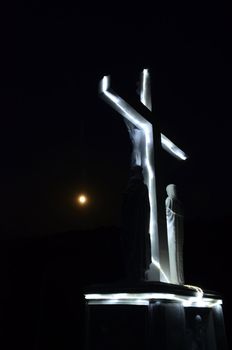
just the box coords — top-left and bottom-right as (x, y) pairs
(77, 194), (88, 206)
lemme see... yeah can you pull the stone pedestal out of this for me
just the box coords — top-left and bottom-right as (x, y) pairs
(84, 282), (227, 350)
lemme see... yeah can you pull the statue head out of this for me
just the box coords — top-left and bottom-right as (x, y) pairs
(166, 184), (177, 198)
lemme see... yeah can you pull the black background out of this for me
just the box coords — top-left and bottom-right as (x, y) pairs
(0, 6), (231, 349)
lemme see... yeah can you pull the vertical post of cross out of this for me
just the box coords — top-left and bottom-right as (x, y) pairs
(99, 69), (187, 283)
(139, 69), (170, 282)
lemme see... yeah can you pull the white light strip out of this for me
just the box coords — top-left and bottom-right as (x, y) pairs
(88, 299), (149, 306)
(100, 75), (161, 281)
(139, 70), (187, 162)
(161, 134), (187, 160)
(151, 258), (170, 283)
(100, 74), (187, 283)
(86, 292), (175, 300)
(140, 69), (152, 111)
(85, 292), (222, 308)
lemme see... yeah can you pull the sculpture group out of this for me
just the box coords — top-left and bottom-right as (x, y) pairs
(99, 69), (186, 284)
(84, 69), (227, 350)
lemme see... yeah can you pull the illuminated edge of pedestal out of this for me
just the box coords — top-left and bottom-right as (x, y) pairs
(85, 292), (222, 308)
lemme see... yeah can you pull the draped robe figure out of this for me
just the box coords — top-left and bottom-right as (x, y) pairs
(165, 184), (184, 284)
(122, 166), (151, 281)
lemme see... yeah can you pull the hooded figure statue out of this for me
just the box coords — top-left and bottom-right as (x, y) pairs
(121, 165), (151, 281)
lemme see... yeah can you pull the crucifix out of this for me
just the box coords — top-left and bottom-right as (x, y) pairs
(99, 69), (187, 283)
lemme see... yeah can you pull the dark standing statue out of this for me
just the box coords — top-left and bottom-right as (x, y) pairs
(121, 165), (151, 281)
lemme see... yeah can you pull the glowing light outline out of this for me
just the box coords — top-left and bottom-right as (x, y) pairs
(88, 299), (149, 306)
(100, 75), (161, 281)
(85, 292), (222, 308)
(161, 134), (187, 160)
(140, 69), (187, 161)
(140, 68), (152, 111)
(99, 71), (187, 283)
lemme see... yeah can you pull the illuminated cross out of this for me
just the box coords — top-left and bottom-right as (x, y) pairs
(99, 69), (187, 283)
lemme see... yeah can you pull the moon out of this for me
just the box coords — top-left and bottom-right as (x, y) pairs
(77, 194), (88, 206)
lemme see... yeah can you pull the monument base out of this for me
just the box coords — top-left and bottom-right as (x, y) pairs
(84, 282), (227, 350)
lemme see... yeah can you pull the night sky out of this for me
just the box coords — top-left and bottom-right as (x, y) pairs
(1, 10), (232, 236)
(1, 8), (232, 348)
